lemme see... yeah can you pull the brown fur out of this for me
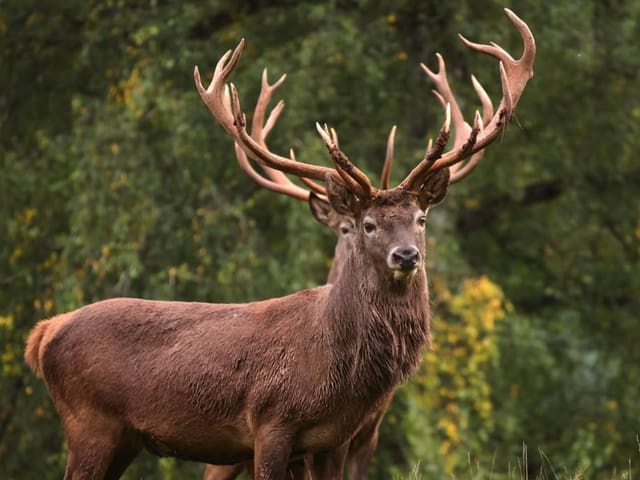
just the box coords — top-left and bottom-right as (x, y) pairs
(205, 193), (356, 480)
(308, 192), (356, 285)
(25, 313), (74, 377)
(25, 176), (447, 480)
(24, 321), (48, 376)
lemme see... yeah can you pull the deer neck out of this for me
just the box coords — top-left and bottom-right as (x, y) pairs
(323, 251), (431, 395)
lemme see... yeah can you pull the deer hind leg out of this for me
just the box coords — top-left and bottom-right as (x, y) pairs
(61, 409), (141, 480)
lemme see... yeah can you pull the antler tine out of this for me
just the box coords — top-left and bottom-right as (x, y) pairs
(289, 149), (328, 196)
(228, 82), (338, 183)
(234, 144), (309, 200)
(194, 39), (245, 137)
(447, 75), (495, 184)
(421, 53), (469, 178)
(409, 104), (452, 189)
(459, 8), (535, 104)
(252, 69), (287, 145)
(400, 8), (535, 191)
(449, 111), (484, 183)
(227, 67), (317, 201)
(248, 68), (291, 186)
(298, 176), (328, 196)
(380, 125), (396, 190)
(429, 103), (452, 162)
(471, 74), (494, 126)
(421, 54), (469, 153)
(261, 99), (285, 141)
(328, 127), (340, 149)
(421, 51), (496, 180)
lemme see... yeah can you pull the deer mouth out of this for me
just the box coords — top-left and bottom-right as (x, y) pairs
(392, 268), (418, 282)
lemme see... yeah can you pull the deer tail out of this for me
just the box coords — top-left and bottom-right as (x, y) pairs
(25, 320), (52, 377)
(25, 312), (75, 377)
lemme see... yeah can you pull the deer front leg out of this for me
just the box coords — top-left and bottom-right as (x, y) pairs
(306, 443), (349, 480)
(253, 424), (294, 480)
(203, 463), (247, 480)
(346, 418), (381, 480)
(347, 394), (393, 479)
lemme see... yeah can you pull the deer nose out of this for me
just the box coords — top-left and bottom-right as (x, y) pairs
(390, 247), (420, 271)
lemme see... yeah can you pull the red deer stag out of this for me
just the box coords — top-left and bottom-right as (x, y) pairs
(25, 9), (534, 480)
(204, 40), (495, 480)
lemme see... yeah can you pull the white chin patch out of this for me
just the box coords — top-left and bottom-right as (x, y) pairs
(393, 269), (417, 282)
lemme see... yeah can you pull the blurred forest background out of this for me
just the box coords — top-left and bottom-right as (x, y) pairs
(1, 0), (639, 478)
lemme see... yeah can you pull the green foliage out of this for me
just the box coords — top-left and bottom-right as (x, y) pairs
(1, 0), (639, 478)
(404, 275), (508, 476)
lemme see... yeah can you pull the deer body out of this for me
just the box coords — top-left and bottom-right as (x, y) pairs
(26, 188), (434, 479)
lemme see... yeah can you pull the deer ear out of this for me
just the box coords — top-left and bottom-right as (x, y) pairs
(308, 192), (331, 226)
(326, 174), (360, 216)
(417, 169), (450, 210)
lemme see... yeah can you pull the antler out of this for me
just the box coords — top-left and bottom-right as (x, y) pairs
(400, 8), (536, 191)
(232, 69), (327, 200)
(421, 53), (494, 184)
(196, 8), (535, 200)
(234, 147), (315, 201)
(194, 41), (340, 185)
(380, 126), (397, 190)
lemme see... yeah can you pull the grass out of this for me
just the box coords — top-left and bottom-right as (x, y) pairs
(394, 443), (638, 480)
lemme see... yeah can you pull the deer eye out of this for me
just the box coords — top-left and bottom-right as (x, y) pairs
(339, 220), (354, 236)
(363, 221), (376, 234)
(417, 215), (427, 227)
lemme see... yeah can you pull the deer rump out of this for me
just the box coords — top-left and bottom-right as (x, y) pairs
(26, 287), (424, 466)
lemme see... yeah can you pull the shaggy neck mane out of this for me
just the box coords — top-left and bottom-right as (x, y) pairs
(324, 248), (431, 399)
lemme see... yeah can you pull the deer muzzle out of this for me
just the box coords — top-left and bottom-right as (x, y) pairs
(388, 246), (420, 271)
